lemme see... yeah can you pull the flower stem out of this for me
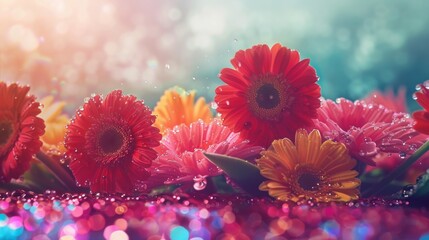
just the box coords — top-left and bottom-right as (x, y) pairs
(363, 140), (429, 197)
(35, 152), (76, 191)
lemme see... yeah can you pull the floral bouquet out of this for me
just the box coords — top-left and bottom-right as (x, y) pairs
(1, 43), (429, 238)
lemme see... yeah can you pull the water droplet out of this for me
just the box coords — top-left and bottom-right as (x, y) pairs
(165, 64), (170, 69)
(415, 84), (422, 91)
(424, 81), (429, 89)
(193, 175), (207, 191)
(399, 152), (407, 159)
(211, 102), (218, 110)
(401, 185), (415, 198)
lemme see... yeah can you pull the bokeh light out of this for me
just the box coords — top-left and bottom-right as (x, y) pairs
(0, 192), (428, 239)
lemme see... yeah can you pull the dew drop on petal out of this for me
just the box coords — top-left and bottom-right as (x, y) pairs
(415, 84), (422, 91)
(193, 175), (207, 191)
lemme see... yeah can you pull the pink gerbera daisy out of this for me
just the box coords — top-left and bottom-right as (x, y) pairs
(363, 87), (408, 113)
(215, 43), (321, 147)
(361, 85), (429, 181)
(149, 119), (264, 190)
(314, 98), (419, 166)
(65, 90), (162, 193)
(0, 82), (45, 182)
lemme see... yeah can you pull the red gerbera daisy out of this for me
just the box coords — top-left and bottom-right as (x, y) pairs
(413, 82), (429, 134)
(0, 82), (45, 182)
(314, 98), (419, 165)
(215, 43), (321, 147)
(65, 90), (162, 193)
(148, 119), (263, 191)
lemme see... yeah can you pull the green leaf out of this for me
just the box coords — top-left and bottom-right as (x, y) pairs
(0, 181), (32, 192)
(363, 141), (429, 197)
(360, 169), (405, 197)
(204, 153), (269, 197)
(413, 171), (429, 198)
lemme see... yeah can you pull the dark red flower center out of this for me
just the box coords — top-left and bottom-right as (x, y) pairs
(98, 128), (125, 154)
(298, 172), (320, 191)
(88, 121), (134, 165)
(256, 84), (280, 109)
(0, 120), (15, 148)
(0, 121), (14, 147)
(0, 119), (18, 158)
(247, 74), (290, 121)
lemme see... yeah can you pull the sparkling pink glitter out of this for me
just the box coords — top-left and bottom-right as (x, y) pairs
(0, 191), (428, 239)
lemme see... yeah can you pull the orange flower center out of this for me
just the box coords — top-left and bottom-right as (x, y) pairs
(297, 172), (321, 191)
(98, 128), (125, 154)
(247, 74), (291, 121)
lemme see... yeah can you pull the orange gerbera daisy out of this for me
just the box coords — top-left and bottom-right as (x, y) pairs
(39, 96), (69, 156)
(257, 129), (360, 202)
(0, 82), (45, 182)
(215, 43), (321, 147)
(153, 87), (212, 134)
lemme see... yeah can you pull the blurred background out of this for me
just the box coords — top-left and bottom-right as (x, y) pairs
(1, 0), (429, 112)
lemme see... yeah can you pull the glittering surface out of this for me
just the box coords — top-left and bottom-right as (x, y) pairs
(1, 191), (428, 239)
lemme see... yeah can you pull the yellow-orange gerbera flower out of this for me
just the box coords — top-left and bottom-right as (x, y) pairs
(257, 129), (360, 202)
(39, 96), (69, 155)
(153, 87), (212, 134)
